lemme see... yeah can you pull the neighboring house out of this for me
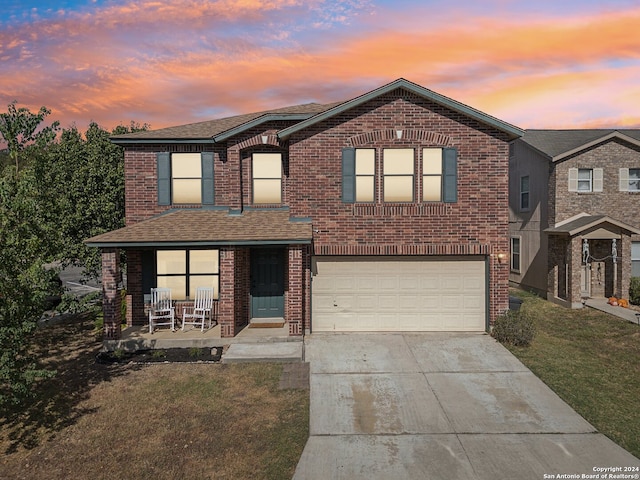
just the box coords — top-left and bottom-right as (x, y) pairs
(86, 78), (522, 340)
(509, 129), (640, 308)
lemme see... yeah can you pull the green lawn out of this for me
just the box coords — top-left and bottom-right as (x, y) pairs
(505, 290), (640, 458)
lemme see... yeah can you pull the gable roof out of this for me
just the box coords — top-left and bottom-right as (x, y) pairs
(521, 129), (640, 161)
(110, 78), (523, 145)
(278, 78), (523, 140)
(110, 102), (343, 144)
(84, 209), (313, 247)
(545, 214), (640, 236)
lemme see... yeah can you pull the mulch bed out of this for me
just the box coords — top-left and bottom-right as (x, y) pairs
(96, 347), (223, 364)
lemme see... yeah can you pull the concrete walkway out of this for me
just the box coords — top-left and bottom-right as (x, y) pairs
(294, 333), (640, 479)
(585, 298), (640, 325)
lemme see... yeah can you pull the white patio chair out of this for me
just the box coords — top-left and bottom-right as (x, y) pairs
(182, 286), (214, 332)
(148, 287), (175, 333)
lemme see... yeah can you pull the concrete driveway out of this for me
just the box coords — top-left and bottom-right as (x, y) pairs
(294, 333), (640, 479)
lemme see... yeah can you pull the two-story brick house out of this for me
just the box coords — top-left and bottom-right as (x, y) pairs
(509, 130), (640, 308)
(86, 78), (522, 339)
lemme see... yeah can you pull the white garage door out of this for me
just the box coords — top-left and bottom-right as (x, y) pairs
(312, 256), (486, 332)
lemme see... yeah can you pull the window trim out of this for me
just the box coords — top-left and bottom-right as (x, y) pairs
(519, 175), (530, 211)
(355, 148), (376, 203)
(510, 237), (521, 273)
(383, 148), (415, 203)
(629, 168), (640, 192)
(422, 148), (443, 202)
(171, 153), (202, 204)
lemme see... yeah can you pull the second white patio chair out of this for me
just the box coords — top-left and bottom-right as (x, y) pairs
(182, 286), (214, 332)
(148, 287), (175, 333)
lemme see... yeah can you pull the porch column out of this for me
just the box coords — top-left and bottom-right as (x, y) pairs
(101, 248), (122, 340)
(219, 247), (236, 337)
(125, 250), (145, 326)
(569, 237), (584, 306)
(618, 236), (631, 299)
(287, 246), (303, 336)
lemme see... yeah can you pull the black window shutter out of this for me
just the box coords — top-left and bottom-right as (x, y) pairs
(342, 148), (356, 203)
(201, 152), (215, 205)
(157, 152), (171, 205)
(141, 250), (156, 295)
(442, 148), (458, 203)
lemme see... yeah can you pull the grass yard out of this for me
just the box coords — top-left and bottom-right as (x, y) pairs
(506, 289), (640, 459)
(0, 316), (309, 480)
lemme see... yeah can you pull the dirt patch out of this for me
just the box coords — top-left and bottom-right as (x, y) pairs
(95, 347), (223, 364)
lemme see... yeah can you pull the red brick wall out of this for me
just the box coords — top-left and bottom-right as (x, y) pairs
(121, 90), (512, 328)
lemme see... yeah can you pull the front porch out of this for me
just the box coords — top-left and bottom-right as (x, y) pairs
(103, 320), (298, 352)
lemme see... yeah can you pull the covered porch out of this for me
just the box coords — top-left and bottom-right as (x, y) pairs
(85, 209), (313, 342)
(545, 214), (640, 308)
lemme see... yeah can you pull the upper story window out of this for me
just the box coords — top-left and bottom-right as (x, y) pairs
(156, 152), (214, 206)
(568, 167), (603, 193)
(422, 148), (442, 202)
(252, 153), (282, 204)
(383, 148), (414, 202)
(172, 153), (202, 204)
(619, 168), (640, 192)
(355, 149), (375, 202)
(156, 249), (219, 300)
(341, 147), (457, 204)
(520, 175), (530, 211)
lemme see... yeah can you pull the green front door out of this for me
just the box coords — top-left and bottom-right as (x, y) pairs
(251, 248), (285, 318)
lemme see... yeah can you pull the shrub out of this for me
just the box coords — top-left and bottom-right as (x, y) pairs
(630, 277), (640, 306)
(491, 309), (536, 347)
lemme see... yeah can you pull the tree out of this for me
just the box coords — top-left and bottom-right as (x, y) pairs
(35, 121), (148, 277)
(0, 170), (57, 407)
(0, 101), (59, 174)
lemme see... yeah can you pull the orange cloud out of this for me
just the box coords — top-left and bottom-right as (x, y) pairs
(1, 1), (640, 130)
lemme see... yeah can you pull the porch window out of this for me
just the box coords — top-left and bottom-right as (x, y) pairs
(520, 175), (530, 211)
(156, 249), (219, 300)
(422, 148), (442, 202)
(632, 242), (640, 277)
(252, 153), (282, 204)
(511, 237), (521, 272)
(383, 148), (414, 202)
(355, 149), (375, 202)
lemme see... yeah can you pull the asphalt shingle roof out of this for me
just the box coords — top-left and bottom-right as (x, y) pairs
(522, 129), (640, 159)
(85, 209), (312, 246)
(110, 102), (343, 141)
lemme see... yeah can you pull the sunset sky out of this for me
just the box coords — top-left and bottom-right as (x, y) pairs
(2, 0), (640, 132)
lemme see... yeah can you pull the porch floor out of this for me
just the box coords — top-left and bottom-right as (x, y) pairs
(103, 321), (300, 352)
(585, 298), (640, 325)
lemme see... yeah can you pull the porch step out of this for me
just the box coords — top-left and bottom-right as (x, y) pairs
(248, 317), (286, 328)
(222, 342), (303, 363)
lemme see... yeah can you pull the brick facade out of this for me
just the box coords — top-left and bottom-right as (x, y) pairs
(99, 82), (515, 336)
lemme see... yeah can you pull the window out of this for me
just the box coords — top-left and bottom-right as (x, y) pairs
(252, 153), (282, 204)
(568, 167), (602, 193)
(520, 175), (530, 210)
(422, 148), (442, 202)
(342, 147), (457, 204)
(578, 169), (592, 192)
(620, 168), (640, 192)
(157, 152), (214, 206)
(172, 153), (202, 204)
(156, 249), (219, 300)
(633, 242), (640, 277)
(383, 148), (414, 202)
(355, 149), (375, 202)
(511, 237), (521, 272)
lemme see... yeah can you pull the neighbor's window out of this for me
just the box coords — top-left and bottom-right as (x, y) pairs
(578, 169), (593, 192)
(172, 153), (202, 203)
(629, 168), (640, 192)
(422, 148), (442, 202)
(383, 148), (414, 202)
(520, 175), (530, 210)
(511, 237), (521, 272)
(252, 153), (282, 204)
(156, 249), (219, 300)
(632, 242), (640, 277)
(355, 149), (375, 202)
